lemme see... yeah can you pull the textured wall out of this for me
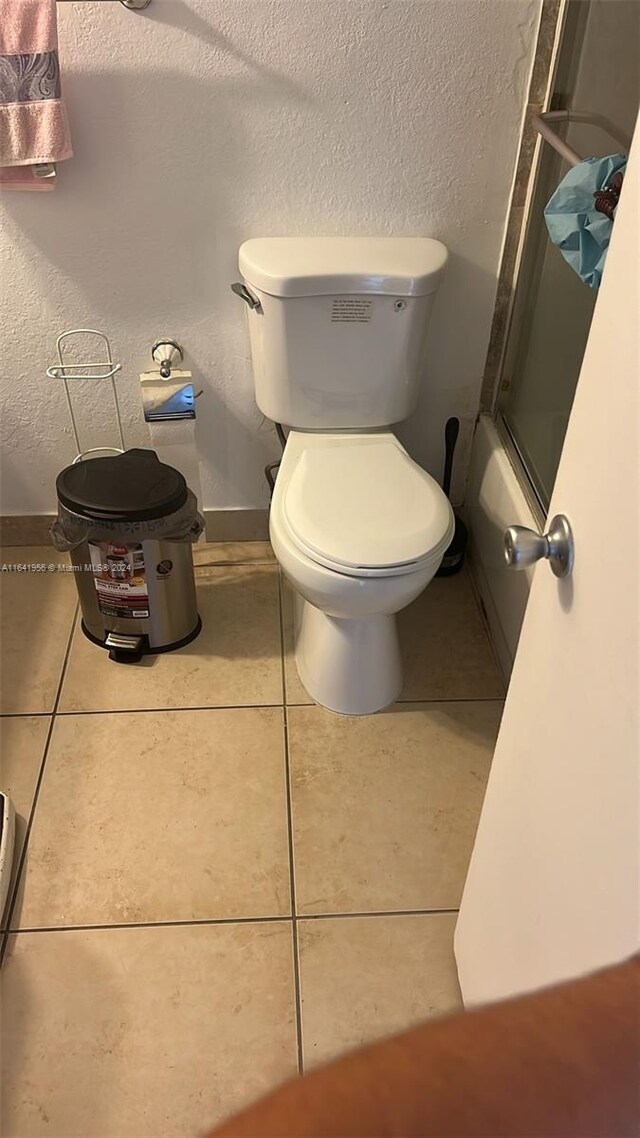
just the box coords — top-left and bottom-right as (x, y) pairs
(0, 0), (539, 515)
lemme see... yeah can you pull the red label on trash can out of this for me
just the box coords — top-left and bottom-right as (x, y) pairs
(89, 542), (149, 619)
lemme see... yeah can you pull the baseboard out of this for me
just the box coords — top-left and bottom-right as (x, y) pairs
(0, 515), (55, 546)
(203, 509), (270, 542)
(1, 509), (270, 547)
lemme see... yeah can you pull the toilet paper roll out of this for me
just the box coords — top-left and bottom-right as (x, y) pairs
(140, 370), (195, 420)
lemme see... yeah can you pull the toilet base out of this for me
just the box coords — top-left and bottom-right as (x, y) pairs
(294, 597), (403, 716)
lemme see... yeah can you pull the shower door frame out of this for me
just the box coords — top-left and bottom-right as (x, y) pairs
(489, 0), (593, 525)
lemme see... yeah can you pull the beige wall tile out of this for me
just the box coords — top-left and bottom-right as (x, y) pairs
(204, 509), (270, 542)
(0, 717), (50, 928)
(1, 922), (298, 1137)
(298, 913), (461, 1068)
(193, 541), (275, 567)
(0, 518), (55, 547)
(0, 548), (77, 714)
(290, 701), (503, 915)
(14, 708), (290, 928)
(59, 564), (282, 713)
(529, 0), (562, 106)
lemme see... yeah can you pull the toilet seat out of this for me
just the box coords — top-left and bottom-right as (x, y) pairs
(282, 439), (454, 578)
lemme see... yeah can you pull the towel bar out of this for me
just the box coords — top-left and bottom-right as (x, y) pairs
(533, 110), (632, 167)
(57, 1), (152, 9)
(34, 0), (151, 177)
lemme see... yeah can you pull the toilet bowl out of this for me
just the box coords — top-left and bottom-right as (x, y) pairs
(271, 430), (454, 715)
(233, 234), (452, 715)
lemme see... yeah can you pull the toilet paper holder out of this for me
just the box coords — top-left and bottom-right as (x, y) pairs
(141, 373), (196, 422)
(143, 339), (199, 422)
(151, 338), (184, 379)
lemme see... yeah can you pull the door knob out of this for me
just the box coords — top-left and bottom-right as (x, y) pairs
(504, 514), (574, 578)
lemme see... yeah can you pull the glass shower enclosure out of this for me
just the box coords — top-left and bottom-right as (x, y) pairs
(497, 0), (639, 515)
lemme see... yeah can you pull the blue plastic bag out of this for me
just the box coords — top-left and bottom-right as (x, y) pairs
(544, 153), (627, 289)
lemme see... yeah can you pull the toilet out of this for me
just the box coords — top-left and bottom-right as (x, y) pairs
(235, 236), (454, 716)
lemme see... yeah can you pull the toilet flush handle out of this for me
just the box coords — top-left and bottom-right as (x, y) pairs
(231, 283), (262, 312)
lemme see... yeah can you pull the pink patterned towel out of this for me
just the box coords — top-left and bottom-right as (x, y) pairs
(0, 0), (73, 190)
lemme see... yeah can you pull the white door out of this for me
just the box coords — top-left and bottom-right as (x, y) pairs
(455, 125), (640, 1005)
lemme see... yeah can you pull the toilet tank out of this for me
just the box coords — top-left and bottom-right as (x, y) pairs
(237, 237), (448, 429)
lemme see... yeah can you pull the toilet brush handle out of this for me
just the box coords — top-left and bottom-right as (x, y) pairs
(442, 417), (459, 500)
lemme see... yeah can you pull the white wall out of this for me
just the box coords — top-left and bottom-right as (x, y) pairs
(0, 0), (540, 516)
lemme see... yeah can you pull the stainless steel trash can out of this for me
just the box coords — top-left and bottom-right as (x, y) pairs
(53, 449), (203, 663)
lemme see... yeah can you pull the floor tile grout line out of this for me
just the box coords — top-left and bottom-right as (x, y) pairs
(41, 703), (291, 718)
(2, 695), (506, 720)
(6, 915), (296, 935)
(290, 916), (305, 1075)
(298, 907), (460, 921)
(284, 697), (505, 709)
(284, 697), (504, 710)
(391, 696), (505, 705)
(286, 735), (305, 1077)
(282, 708), (298, 913)
(195, 560), (276, 569)
(276, 570), (304, 1076)
(1, 600), (79, 964)
(4, 907), (462, 937)
(0, 712), (54, 718)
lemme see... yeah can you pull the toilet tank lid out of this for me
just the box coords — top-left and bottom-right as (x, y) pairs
(239, 237), (448, 298)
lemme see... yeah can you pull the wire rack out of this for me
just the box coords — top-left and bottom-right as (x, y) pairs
(47, 329), (126, 463)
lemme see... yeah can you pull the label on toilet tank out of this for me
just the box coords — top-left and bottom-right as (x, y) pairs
(89, 542), (150, 619)
(330, 297), (372, 323)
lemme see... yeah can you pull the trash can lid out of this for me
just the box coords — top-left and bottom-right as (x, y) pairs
(56, 449), (189, 521)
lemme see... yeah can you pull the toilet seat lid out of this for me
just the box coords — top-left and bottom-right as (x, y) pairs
(282, 440), (454, 573)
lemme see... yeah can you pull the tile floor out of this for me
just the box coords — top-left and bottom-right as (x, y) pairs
(0, 542), (504, 1138)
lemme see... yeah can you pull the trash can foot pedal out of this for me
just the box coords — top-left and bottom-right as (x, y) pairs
(105, 632), (145, 663)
